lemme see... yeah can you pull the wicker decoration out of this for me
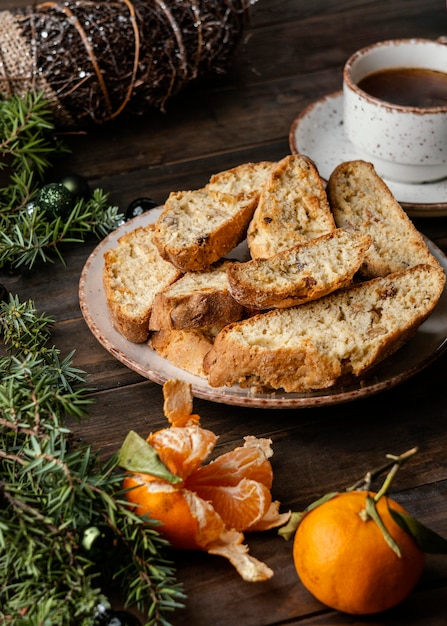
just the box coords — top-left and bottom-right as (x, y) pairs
(0, 0), (256, 127)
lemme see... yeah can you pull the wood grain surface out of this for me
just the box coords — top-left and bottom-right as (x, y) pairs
(1, 0), (447, 624)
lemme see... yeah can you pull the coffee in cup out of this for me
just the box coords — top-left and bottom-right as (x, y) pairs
(343, 38), (447, 184)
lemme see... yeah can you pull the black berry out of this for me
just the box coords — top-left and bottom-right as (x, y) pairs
(94, 604), (141, 626)
(125, 197), (158, 221)
(0, 284), (9, 302)
(60, 174), (91, 200)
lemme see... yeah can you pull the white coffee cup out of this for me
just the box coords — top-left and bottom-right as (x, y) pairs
(343, 38), (447, 184)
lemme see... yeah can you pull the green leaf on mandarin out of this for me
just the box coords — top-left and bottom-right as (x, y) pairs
(118, 430), (182, 484)
(389, 507), (447, 554)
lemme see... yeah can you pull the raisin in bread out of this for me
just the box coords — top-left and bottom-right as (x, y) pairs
(103, 224), (182, 343)
(149, 260), (244, 330)
(327, 160), (443, 278)
(226, 229), (371, 309)
(247, 154), (336, 259)
(203, 264), (445, 392)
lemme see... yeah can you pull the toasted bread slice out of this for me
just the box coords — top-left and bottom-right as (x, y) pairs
(206, 161), (275, 196)
(227, 229), (372, 309)
(204, 264), (445, 392)
(247, 154), (336, 259)
(151, 327), (221, 378)
(154, 188), (258, 272)
(149, 260), (244, 330)
(327, 160), (443, 278)
(103, 224), (182, 343)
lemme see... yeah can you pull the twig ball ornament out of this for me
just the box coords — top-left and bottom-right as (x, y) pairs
(0, 0), (256, 128)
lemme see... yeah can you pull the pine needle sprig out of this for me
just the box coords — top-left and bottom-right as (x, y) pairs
(0, 188), (123, 269)
(0, 91), (123, 270)
(0, 90), (60, 181)
(0, 296), (185, 625)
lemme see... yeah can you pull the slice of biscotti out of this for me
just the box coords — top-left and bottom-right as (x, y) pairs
(247, 154), (336, 259)
(206, 161), (275, 196)
(151, 327), (221, 378)
(149, 260), (244, 330)
(103, 224), (182, 343)
(226, 229), (372, 309)
(203, 264), (445, 392)
(154, 188), (258, 272)
(327, 160), (443, 278)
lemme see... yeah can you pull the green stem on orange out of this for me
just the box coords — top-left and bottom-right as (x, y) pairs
(373, 447), (418, 503)
(278, 491), (339, 540)
(347, 446), (418, 493)
(362, 494), (402, 557)
(357, 447), (418, 558)
(280, 448), (420, 548)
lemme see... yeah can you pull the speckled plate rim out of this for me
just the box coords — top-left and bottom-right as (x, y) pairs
(79, 210), (447, 409)
(289, 90), (447, 218)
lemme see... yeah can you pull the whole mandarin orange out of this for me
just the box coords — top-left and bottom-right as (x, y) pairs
(293, 490), (425, 615)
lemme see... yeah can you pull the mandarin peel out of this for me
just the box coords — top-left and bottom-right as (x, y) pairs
(119, 379), (290, 583)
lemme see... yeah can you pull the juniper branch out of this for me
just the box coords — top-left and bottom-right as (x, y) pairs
(0, 296), (184, 625)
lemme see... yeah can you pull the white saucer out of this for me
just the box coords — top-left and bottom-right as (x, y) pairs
(289, 91), (447, 218)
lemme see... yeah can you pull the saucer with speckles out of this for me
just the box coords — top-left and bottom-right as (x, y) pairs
(289, 91), (447, 218)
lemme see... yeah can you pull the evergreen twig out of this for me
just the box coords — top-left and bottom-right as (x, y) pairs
(0, 91), (123, 270)
(0, 296), (185, 625)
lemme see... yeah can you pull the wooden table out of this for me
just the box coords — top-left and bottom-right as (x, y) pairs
(2, 0), (447, 624)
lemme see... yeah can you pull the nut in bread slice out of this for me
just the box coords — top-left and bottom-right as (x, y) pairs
(154, 188), (258, 272)
(327, 160), (443, 278)
(103, 224), (182, 343)
(149, 260), (244, 330)
(227, 228), (372, 309)
(247, 154), (336, 259)
(204, 264), (445, 392)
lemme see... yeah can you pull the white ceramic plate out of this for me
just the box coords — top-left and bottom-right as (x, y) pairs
(79, 210), (447, 409)
(289, 91), (447, 218)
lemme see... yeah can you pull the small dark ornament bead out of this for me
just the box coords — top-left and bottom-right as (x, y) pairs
(34, 183), (76, 218)
(60, 174), (91, 200)
(0, 284), (9, 302)
(94, 603), (141, 626)
(125, 197), (158, 221)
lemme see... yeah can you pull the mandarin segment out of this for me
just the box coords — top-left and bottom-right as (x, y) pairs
(148, 423), (217, 479)
(193, 478), (272, 532)
(186, 436), (274, 489)
(249, 500), (291, 532)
